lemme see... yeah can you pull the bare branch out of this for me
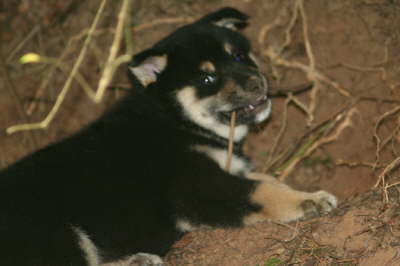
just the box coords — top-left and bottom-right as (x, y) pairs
(225, 111), (237, 172)
(6, 0), (109, 134)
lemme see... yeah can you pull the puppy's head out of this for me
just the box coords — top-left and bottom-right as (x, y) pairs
(129, 7), (271, 141)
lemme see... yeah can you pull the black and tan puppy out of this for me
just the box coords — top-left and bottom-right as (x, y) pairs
(0, 8), (336, 266)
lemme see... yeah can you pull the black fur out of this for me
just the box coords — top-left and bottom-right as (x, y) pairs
(0, 7), (267, 265)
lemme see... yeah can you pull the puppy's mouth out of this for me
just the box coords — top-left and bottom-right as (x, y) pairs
(219, 95), (271, 122)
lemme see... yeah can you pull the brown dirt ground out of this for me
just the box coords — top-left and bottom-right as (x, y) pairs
(1, 0), (400, 265)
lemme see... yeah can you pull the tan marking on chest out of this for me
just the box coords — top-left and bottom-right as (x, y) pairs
(192, 145), (250, 175)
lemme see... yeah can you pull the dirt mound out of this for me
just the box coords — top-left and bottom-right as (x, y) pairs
(165, 189), (400, 265)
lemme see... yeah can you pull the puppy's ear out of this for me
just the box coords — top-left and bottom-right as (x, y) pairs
(128, 50), (167, 87)
(198, 7), (249, 31)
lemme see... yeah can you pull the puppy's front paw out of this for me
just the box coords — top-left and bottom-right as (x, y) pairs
(127, 253), (164, 266)
(300, 191), (337, 220)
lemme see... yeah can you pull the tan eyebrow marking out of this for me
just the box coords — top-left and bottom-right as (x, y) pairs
(224, 42), (233, 55)
(200, 61), (216, 73)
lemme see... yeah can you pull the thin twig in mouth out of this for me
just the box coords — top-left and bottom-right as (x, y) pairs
(225, 111), (236, 172)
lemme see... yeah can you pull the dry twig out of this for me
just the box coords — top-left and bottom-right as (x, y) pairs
(259, 0), (350, 101)
(6, 3), (196, 135)
(225, 111), (237, 172)
(374, 157), (400, 188)
(269, 82), (313, 98)
(335, 159), (383, 169)
(94, 0), (130, 103)
(297, 0), (319, 125)
(373, 106), (400, 167)
(278, 108), (357, 181)
(263, 95), (291, 172)
(6, 0), (109, 134)
(0, 47), (37, 149)
(6, 25), (40, 63)
(272, 220), (300, 242)
(374, 157), (400, 203)
(265, 100), (357, 176)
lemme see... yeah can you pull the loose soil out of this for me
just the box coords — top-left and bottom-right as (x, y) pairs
(1, 0), (400, 265)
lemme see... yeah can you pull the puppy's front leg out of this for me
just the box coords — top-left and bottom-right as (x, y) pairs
(244, 172), (337, 224)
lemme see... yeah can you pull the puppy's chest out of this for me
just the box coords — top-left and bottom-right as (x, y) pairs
(192, 144), (253, 175)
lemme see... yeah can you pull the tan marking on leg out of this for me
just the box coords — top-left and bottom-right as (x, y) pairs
(244, 172), (337, 224)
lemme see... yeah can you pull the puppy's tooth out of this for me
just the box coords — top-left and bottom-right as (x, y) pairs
(249, 104), (255, 110)
(256, 95), (266, 102)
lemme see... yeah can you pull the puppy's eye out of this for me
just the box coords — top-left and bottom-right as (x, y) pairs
(202, 74), (217, 85)
(232, 52), (245, 62)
